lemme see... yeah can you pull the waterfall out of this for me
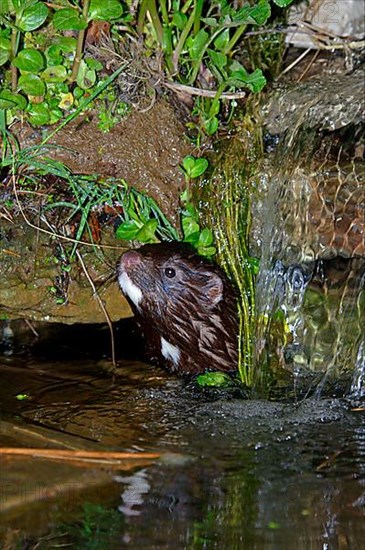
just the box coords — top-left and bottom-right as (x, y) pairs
(254, 72), (364, 398)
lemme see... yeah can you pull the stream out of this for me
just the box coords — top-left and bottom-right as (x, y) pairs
(1, 322), (364, 548)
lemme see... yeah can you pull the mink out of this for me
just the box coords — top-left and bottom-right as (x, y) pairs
(117, 242), (238, 375)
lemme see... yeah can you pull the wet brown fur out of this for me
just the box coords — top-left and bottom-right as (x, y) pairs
(117, 242), (238, 375)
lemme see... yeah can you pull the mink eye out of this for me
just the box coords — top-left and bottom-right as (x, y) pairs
(164, 267), (176, 278)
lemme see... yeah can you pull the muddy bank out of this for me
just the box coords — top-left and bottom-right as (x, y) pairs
(12, 99), (190, 220)
(1, 99), (190, 324)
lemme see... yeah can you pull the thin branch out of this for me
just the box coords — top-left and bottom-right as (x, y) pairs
(76, 249), (116, 367)
(12, 173), (123, 251)
(163, 80), (246, 100)
(278, 47), (312, 78)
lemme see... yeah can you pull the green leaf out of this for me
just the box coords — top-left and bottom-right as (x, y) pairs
(185, 233), (201, 246)
(0, 90), (27, 110)
(191, 157), (209, 178)
(188, 29), (209, 61)
(246, 256), (260, 275)
(196, 372), (232, 387)
(235, 0), (271, 25)
(17, 2), (49, 31)
(135, 219), (158, 242)
(182, 155), (209, 178)
(45, 45), (63, 65)
(42, 65), (67, 83)
(200, 17), (218, 27)
(88, 0), (123, 21)
(53, 8), (87, 31)
(207, 49), (227, 71)
(73, 86), (84, 99)
(18, 74), (45, 96)
(85, 57), (103, 71)
(115, 220), (140, 240)
(53, 36), (77, 53)
(0, 1), (14, 16)
(242, 68), (267, 93)
(49, 106), (63, 124)
(228, 68), (266, 93)
(198, 228), (213, 247)
(228, 59), (246, 73)
(182, 155), (196, 177)
(0, 97), (16, 110)
(12, 48), (45, 72)
(182, 201), (198, 219)
(203, 116), (219, 136)
(209, 100), (220, 117)
(182, 216), (200, 239)
(213, 28), (230, 52)
(268, 521), (281, 529)
(0, 37), (11, 66)
(162, 26), (172, 56)
(76, 59), (96, 89)
(272, 0), (294, 6)
(15, 393), (30, 401)
(27, 103), (50, 125)
(172, 12), (187, 30)
(197, 245), (216, 258)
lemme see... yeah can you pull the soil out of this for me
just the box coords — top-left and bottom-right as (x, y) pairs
(12, 99), (191, 222)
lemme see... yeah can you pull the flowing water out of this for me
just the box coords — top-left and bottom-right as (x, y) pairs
(0, 322), (364, 548)
(254, 76), (365, 397)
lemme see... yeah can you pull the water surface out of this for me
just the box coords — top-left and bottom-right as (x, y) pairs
(0, 325), (364, 548)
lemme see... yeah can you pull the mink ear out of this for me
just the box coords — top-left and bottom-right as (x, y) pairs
(206, 273), (224, 306)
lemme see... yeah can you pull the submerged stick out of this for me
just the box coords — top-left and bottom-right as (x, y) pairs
(0, 447), (160, 462)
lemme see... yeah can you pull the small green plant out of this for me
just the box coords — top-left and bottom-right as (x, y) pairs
(3, 146), (213, 259)
(61, 503), (123, 549)
(15, 392), (30, 400)
(114, 184), (180, 244)
(138, 0), (294, 139)
(196, 371), (233, 387)
(114, 154), (215, 258)
(179, 154), (216, 257)
(0, 0), (294, 138)
(0, 0), (126, 127)
(96, 88), (130, 132)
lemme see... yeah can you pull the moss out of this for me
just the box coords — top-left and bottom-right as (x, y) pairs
(195, 101), (264, 387)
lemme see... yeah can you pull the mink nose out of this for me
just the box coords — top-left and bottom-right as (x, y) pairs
(120, 250), (142, 269)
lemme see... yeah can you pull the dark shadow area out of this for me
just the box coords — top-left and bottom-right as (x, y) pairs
(0, 318), (145, 363)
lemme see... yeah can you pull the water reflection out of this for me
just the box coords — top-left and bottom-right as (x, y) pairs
(113, 418), (365, 549)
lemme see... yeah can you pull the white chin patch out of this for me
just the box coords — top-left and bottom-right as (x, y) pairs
(161, 337), (181, 367)
(118, 271), (143, 308)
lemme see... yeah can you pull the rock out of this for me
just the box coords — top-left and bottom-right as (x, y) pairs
(0, 219), (130, 324)
(287, 0), (365, 49)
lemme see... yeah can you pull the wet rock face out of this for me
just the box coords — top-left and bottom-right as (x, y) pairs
(117, 242), (238, 375)
(257, 70), (365, 264)
(273, 163), (365, 264)
(0, 220), (130, 324)
(265, 70), (365, 135)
